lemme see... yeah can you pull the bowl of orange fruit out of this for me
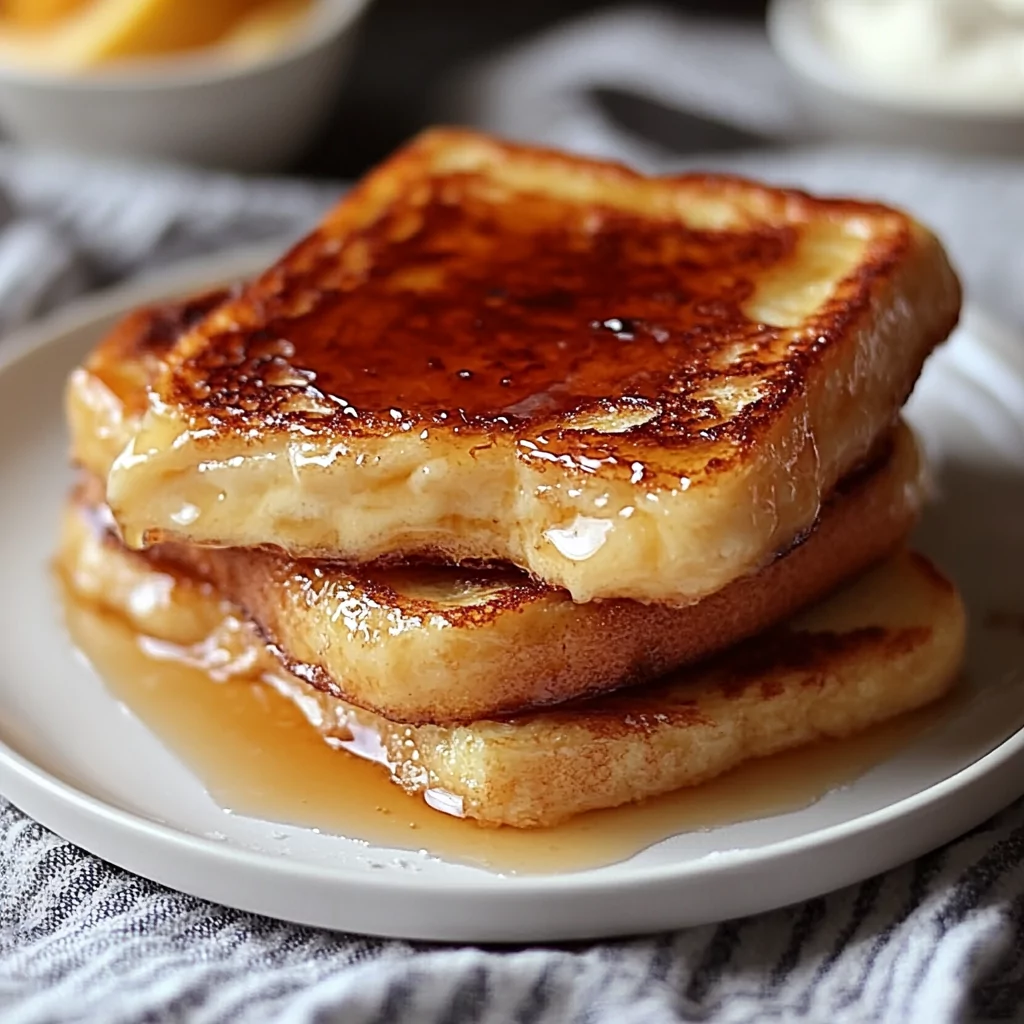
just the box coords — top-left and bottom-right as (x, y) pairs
(0, 0), (370, 171)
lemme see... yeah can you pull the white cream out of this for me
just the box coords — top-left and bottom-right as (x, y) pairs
(816, 0), (1024, 105)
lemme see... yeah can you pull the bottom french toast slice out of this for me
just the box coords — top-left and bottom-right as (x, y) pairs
(58, 495), (965, 829)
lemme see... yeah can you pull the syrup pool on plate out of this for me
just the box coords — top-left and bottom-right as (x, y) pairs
(62, 588), (959, 875)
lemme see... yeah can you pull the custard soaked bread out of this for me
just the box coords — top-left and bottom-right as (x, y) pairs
(105, 129), (961, 604)
(69, 298), (924, 722)
(59, 496), (965, 828)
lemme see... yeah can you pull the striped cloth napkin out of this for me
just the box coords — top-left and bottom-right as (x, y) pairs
(3, 9), (1024, 1022)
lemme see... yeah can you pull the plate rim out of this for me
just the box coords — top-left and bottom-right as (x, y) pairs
(1, 249), (1023, 934)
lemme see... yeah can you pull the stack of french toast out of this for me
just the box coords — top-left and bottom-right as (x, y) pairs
(59, 129), (966, 829)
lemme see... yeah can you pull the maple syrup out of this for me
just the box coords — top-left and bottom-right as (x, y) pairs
(63, 589), (957, 876)
(175, 174), (800, 431)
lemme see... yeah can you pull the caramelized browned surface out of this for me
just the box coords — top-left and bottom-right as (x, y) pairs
(174, 188), (800, 430)
(161, 129), (955, 465)
(501, 620), (933, 733)
(86, 289), (229, 416)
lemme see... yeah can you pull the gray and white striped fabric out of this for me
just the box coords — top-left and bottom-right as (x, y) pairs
(3, 798), (1024, 1022)
(4, 9), (1024, 1020)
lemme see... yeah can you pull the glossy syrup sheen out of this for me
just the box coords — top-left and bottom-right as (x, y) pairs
(173, 174), (803, 431)
(64, 588), (958, 875)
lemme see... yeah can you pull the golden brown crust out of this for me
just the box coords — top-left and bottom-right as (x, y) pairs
(84, 288), (231, 417)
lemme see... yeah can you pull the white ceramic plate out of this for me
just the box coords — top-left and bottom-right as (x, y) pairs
(0, 249), (1023, 943)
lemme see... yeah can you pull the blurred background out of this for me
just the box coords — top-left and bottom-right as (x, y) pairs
(312, 0), (766, 178)
(3, 0), (1024, 173)
(0, 0), (782, 175)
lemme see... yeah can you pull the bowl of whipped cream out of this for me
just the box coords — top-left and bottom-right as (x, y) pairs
(768, 0), (1024, 153)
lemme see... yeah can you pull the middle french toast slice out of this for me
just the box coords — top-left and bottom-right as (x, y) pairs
(69, 296), (923, 723)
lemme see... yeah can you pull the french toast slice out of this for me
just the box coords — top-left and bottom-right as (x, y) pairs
(58, 499), (964, 828)
(105, 128), (960, 604)
(68, 297), (924, 722)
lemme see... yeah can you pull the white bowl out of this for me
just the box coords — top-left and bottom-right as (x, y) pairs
(767, 0), (1024, 155)
(0, 0), (371, 172)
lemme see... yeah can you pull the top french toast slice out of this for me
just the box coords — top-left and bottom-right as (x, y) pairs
(106, 128), (960, 604)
